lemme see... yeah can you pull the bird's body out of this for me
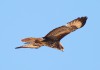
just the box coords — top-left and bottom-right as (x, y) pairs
(15, 16), (87, 51)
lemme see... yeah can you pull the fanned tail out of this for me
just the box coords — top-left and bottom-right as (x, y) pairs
(16, 37), (44, 49)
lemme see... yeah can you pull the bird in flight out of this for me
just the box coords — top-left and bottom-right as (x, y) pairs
(15, 16), (87, 51)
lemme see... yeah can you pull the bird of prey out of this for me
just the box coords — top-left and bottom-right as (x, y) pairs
(15, 16), (87, 51)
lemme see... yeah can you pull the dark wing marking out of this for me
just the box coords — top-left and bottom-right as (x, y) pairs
(44, 17), (87, 41)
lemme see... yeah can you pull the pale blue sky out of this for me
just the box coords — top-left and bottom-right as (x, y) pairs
(0, 0), (100, 70)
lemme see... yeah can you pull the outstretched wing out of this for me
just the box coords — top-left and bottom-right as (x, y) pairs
(44, 17), (87, 41)
(15, 44), (40, 49)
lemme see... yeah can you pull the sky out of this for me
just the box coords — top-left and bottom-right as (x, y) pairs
(0, 0), (100, 70)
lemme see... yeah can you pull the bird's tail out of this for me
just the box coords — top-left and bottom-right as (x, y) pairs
(15, 37), (43, 49)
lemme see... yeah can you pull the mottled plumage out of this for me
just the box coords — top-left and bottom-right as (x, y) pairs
(15, 16), (87, 51)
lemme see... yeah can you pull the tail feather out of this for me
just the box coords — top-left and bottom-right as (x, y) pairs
(21, 37), (36, 42)
(16, 37), (44, 49)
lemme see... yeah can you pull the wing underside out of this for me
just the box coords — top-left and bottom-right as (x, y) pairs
(45, 17), (87, 41)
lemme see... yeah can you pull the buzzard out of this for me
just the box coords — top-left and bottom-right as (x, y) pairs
(15, 16), (87, 51)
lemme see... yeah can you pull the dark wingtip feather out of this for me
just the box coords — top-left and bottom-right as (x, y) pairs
(15, 46), (23, 49)
(79, 16), (88, 27)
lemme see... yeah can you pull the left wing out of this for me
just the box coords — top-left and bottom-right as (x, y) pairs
(15, 44), (40, 49)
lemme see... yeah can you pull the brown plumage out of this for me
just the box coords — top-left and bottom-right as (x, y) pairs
(15, 16), (87, 51)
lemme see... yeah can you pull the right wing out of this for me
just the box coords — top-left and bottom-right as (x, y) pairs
(44, 17), (87, 41)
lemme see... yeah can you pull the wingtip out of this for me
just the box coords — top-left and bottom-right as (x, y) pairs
(79, 16), (88, 27)
(15, 47), (22, 49)
(15, 47), (19, 49)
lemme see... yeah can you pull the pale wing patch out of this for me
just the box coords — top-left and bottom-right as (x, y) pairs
(66, 20), (82, 28)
